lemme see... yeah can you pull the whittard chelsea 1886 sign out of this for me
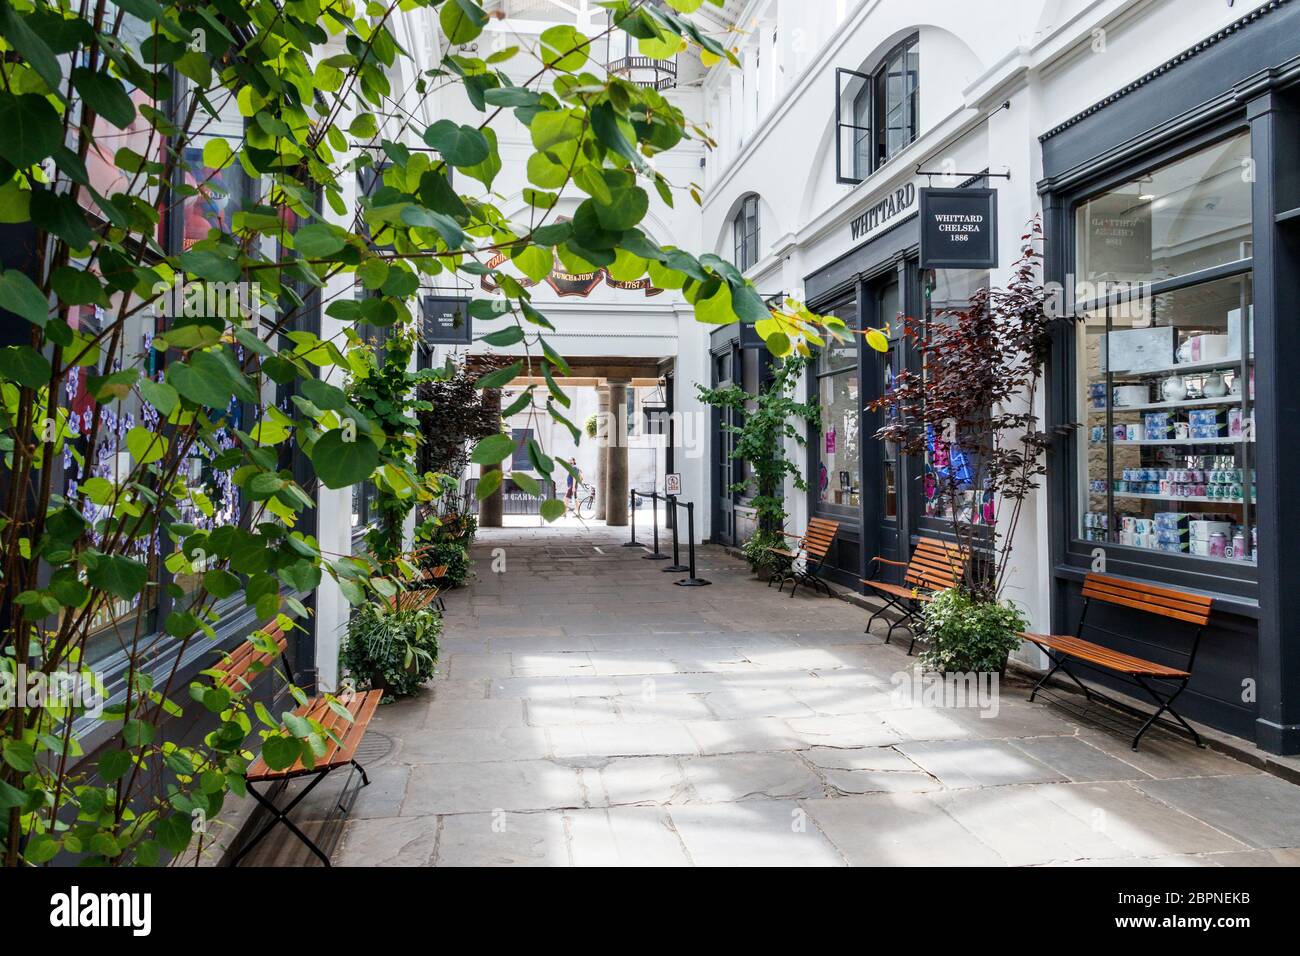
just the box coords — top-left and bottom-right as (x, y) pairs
(918, 187), (999, 269)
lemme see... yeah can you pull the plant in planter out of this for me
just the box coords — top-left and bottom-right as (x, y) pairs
(340, 602), (442, 701)
(918, 588), (1028, 674)
(698, 356), (820, 576)
(740, 528), (788, 576)
(414, 540), (472, 589)
(867, 222), (1066, 671)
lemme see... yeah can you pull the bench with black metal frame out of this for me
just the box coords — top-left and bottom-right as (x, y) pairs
(406, 546), (450, 611)
(861, 536), (969, 654)
(765, 518), (840, 597)
(214, 618), (382, 867)
(1022, 572), (1213, 751)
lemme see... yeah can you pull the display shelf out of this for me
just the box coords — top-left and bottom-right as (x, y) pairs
(1090, 356), (1251, 381)
(1087, 396), (1244, 413)
(1081, 538), (1257, 567)
(1112, 491), (1252, 504)
(1100, 438), (1252, 446)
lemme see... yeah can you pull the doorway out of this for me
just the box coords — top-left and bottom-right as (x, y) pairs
(710, 343), (740, 545)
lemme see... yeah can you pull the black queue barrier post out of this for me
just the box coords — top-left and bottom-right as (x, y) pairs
(622, 489), (642, 547)
(673, 500), (711, 587)
(662, 494), (689, 573)
(643, 491), (669, 560)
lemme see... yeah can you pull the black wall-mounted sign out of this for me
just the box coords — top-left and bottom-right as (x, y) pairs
(739, 322), (766, 350)
(421, 296), (472, 345)
(918, 187), (999, 269)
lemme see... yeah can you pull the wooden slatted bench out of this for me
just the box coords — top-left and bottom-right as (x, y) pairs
(213, 617), (382, 866)
(766, 518), (840, 597)
(861, 537), (969, 654)
(406, 547), (450, 611)
(388, 587), (441, 613)
(1023, 572), (1213, 751)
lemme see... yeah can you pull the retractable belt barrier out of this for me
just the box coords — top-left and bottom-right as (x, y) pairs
(628, 490), (710, 587)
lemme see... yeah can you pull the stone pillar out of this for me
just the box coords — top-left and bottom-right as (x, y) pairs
(605, 380), (629, 526)
(594, 384), (609, 520)
(479, 389), (504, 528)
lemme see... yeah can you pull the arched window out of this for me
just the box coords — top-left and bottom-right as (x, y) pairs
(837, 34), (920, 183)
(732, 194), (760, 272)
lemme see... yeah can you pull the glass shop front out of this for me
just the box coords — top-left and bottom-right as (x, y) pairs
(803, 216), (990, 590)
(1041, 3), (1300, 753)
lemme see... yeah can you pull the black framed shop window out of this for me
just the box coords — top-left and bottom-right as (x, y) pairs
(835, 35), (919, 184)
(917, 267), (991, 534)
(1070, 130), (1257, 583)
(812, 295), (861, 519)
(732, 194), (760, 272)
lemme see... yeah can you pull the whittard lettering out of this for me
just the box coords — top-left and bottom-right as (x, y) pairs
(849, 183), (916, 241)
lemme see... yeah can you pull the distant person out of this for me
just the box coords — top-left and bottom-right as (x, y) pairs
(565, 458), (581, 507)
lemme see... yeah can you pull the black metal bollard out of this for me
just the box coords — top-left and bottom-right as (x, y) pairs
(643, 491), (668, 560)
(674, 501), (711, 587)
(622, 489), (642, 547)
(662, 495), (689, 572)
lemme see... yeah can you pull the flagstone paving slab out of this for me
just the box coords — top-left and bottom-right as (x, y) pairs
(564, 807), (691, 866)
(1135, 773), (1300, 848)
(245, 524), (1300, 866)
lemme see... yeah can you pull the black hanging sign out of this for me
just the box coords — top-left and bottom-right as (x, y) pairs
(918, 187), (998, 269)
(421, 296), (472, 345)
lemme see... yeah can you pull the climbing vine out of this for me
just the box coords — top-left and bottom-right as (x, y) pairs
(698, 356), (819, 569)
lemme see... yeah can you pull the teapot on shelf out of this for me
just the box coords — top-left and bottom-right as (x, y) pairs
(1161, 375), (1188, 402)
(1203, 371), (1229, 398)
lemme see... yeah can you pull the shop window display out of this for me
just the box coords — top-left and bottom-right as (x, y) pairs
(922, 268), (990, 524)
(1075, 133), (1255, 566)
(814, 298), (860, 513)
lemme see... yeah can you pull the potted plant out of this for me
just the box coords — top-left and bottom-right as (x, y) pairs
(341, 601), (442, 700)
(919, 588), (1028, 675)
(867, 223), (1066, 673)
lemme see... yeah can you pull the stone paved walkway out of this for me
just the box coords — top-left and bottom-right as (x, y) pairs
(249, 524), (1300, 866)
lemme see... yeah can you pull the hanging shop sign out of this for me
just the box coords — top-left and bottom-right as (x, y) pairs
(918, 187), (999, 269)
(848, 182), (917, 242)
(421, 296), (472, 345)
(479, 252), (662, 298)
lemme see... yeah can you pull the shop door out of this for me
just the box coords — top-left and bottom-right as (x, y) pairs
(866, 276), (904, 571)
(711, 345), (739, 545)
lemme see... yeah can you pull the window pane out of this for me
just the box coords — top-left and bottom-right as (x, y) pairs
(1078, 272), (1256, 565)
(1075, 132), (1252, 286)
(511, 428), (534, 472)
(62, 299), (161, 664)
(818, 369), (860, 508)
(923, 269), (989, 522)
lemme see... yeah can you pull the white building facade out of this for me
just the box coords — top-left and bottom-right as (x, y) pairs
(695, 0), (1300, 754)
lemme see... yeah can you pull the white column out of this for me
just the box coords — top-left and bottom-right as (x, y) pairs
(985, 89), (1051, 666)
